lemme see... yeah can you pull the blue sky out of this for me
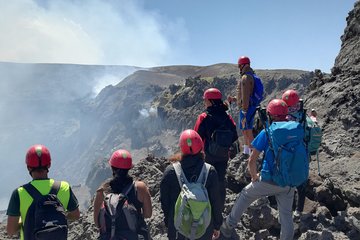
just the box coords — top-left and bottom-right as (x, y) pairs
(0, 0), (356, 72)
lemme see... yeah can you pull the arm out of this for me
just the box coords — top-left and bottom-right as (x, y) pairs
(136, 181), (152, 218)
(93, 190), (104, 227)
(66, 208), (80, 221)
(241, 75), (252, 111)
(160, 167), (172, 227)
(65, 187), (80, 221)
(248, 148), (261, 182)
(6, 216), (20, 236)
(6, 189), (21, 236)
(236, 78), (242, 107)
(194, 113), (207, 141)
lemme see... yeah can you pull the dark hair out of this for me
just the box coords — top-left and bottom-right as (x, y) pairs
(209, 99), (229, 112)
(108, 167), (133, 193)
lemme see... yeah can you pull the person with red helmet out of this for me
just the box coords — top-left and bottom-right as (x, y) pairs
(228, 56), (264, 160)
(6, 144), (80, 239)
(221, 99), (296, 240)
(281, 89), (303, 121)
(93, 149), (152, 239)
(194, 88), (238, 214)
(160, 129), (223, 239)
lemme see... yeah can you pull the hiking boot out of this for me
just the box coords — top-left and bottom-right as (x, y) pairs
(294, 210), (302, 218)
(220, 220), (233, 238)
(239, 153), (249, 161)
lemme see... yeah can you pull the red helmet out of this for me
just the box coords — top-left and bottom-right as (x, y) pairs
(26, 144), (51, 168)
(203, 88), (222, 100)
(267, 99), (288, 117)
(109, 149), (133, 169)
(282, 89), (300, 107)
(179, 129), (203, 155)
(238, 56), (250, 65)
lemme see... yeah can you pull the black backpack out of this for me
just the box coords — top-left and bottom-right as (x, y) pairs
(206, 113), (234, 158)
(98, 182), (149, 240)
(22, 181), (67, 240)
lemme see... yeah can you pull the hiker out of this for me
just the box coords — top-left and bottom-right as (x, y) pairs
(282, 89), (307, 217)
(160, 129), (222, 240)
(221, 99), (303, 240)
(228, 56), (264, 160)
(310, 109), (318, 122)
(6, 144), (80, 240)
(282, 89), (323, 216)
(93, 149), (152, 240)
(194, 88), (238, 213)
(282, 89), (303, 121)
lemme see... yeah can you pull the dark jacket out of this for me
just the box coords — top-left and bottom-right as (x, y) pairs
(194, 104), (238, 163)
(160, 155), (222, 239)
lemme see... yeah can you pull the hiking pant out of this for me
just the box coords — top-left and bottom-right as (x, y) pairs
(210, 161), (227, 213)
(296, 180), (308, 212)
(226, 180), (295, 240)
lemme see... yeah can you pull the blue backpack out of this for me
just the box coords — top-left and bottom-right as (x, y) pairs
(263, 121), (309, 187)
(246, 72), (264, 106)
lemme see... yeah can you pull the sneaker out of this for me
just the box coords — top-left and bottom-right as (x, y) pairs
(239, 153), (249, 161)
(294, 210), (301, 218)
(220, 220), (233, 238)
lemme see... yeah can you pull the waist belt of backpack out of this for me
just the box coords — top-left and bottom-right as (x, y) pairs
(23, 181), (61, 200)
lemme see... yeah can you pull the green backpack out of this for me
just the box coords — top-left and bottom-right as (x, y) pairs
(305, 116), (323, 155)
(173, 162), (212, 240)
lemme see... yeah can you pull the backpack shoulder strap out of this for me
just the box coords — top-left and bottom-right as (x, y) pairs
(122, 181), (134, 196)
(197, 163), (211, 186)
(173, 162), (188, 187)
(49, 181), (61, 195)
(22, 182), (43, 200)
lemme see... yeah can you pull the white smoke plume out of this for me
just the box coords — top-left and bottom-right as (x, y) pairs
(0, 0), (187, 67)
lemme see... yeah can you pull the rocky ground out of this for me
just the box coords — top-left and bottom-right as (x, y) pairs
(3, 154), (357, 240)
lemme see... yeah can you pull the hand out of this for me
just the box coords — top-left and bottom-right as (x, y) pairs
(227, 96), (236, 103)
(241, 118), (247, 129)
(212, 230), (220, 239)
(251, 173), (260, 182)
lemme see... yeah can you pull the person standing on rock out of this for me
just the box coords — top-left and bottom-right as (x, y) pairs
(160, 129), (223, 240)
(221, 99), (296, 240)
(194, 88), (238, 213)
(93, 149), (152, 240)
(228, 56), (264, 161)
(6, 144), (80, 240)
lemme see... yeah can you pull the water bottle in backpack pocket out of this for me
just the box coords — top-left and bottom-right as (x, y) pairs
(22, 181), (68, 240)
